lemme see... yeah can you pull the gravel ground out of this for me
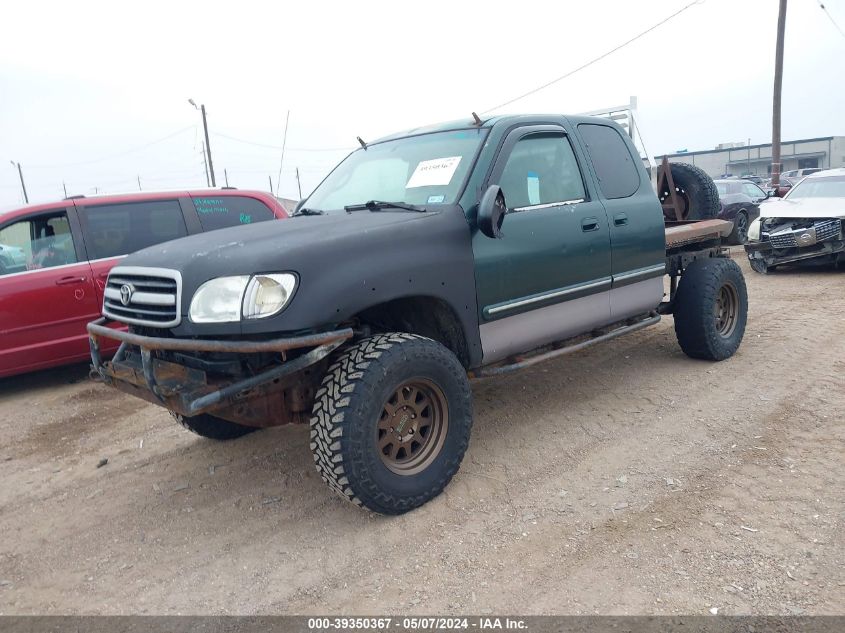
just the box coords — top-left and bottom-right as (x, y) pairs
(0, 252), (842, 615)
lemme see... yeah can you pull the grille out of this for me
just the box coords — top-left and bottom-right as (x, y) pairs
(766, 218), (842, 250)
(769, 231), (797, 249)
(815, 218), (842, 242)
(102, 266), (182, 328)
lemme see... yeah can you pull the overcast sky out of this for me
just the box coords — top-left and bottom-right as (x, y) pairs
(1, 0), (843, 206)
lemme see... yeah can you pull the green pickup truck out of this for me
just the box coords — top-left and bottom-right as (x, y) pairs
(89, 114), (748, 514)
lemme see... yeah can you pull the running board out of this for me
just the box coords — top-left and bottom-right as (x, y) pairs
(469, 314), (661, 379)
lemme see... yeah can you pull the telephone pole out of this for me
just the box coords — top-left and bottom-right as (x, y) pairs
(296, 167), (302, 199)
(224, 168), (229, 187)
(189, 99), (216, 186)
(771, 0), (788, 185)
(10, 161), (28, 203)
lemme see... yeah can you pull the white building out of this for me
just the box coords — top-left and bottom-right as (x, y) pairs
(659, 136), (845, 178)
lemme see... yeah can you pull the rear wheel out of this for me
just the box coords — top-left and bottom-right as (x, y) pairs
(171, 412), (258, 440)
(309, 333), (472, 515)
(673, 258), (747, 361)
(729, 211), (749, 245)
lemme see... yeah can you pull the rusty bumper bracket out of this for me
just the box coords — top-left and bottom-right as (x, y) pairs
(184, 341), (343, 416)
(87, 318), (354, 418)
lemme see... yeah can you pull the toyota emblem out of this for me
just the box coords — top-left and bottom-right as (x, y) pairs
(119, 284), (133, 306)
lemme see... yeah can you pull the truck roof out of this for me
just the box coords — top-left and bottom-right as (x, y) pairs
(374, 114), (616, 144)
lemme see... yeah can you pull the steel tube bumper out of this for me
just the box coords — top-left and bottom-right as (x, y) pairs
(87, 318), (353, 420)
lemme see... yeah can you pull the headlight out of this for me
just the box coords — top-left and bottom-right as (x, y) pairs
(747, 218), (761, 242)
(188, 273), (297, 323)
(189, 276), (250, 323)
(242, 274), (297, 319)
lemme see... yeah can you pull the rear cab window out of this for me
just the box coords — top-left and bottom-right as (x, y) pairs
(577, 124), (641, 199)
(78, 199), (188, 260)
(191, 195), (275, 231)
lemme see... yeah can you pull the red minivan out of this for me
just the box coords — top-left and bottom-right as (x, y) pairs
(0, 189), (289, 378)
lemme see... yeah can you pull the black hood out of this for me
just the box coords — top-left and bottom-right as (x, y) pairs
(124, 210), (438, 280)
(114, 204), (481, 367)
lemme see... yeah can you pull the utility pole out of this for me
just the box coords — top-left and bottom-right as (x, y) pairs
(62, 182), (68, 198)
(268, 175), (274, 195)
(771, 0), (787, 185)
(296, 167), (302, 199)
(189, 99), (216, 186)
(10, 161), (28, 203)
(224, 168), (229, 187)
(747, 138), (751, 174)
(137, 175), (142, 191)
(276, 110), (290, 195)
(201, 142), (210, 187)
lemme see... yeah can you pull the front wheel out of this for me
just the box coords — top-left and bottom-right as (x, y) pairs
(748, 256), (769, 274)
(673, 258), (748, 361)
(309, 333), (473, 515)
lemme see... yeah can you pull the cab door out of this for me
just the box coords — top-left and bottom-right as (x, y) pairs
(472, 125), (612, 364)
(0, 209), (100, 376)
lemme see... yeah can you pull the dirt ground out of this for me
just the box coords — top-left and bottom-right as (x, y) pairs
(0, 251), (842, 616)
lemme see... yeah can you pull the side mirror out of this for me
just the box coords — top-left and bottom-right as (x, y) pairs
(478, 185), (507, 239)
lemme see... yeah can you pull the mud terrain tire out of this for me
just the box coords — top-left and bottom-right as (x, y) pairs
(674, 257), (748, 361)
(661, 162), (720, 221)
(310, 333), (472, 515)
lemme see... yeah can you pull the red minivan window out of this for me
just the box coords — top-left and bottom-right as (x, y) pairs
(192, 195), (275, 231)
(79, 200), (188, 260)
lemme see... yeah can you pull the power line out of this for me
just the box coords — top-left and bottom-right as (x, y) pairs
(27, 126), (197, 169)
(482, 1), (704, 114)
(212, 131), (353, 152)
(816, 0), (845, 39)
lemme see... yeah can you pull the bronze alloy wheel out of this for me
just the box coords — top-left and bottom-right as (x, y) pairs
(715, 281), (740, 338)
(377, 378), (449, 476)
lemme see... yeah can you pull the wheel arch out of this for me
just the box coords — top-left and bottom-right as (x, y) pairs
(353, 295), (472, 368)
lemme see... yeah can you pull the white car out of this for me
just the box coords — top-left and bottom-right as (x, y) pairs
(0, 242), (26, 272)
(745, 168), (845, 273)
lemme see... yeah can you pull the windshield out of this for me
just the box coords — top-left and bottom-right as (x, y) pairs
(785, 175), (845, 199)
(305, 128), (488, 212)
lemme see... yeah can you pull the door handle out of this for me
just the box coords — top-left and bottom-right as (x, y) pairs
(581, 217), (599, 232)
(55, 275), (87, 286)
(614, 213), (629, 227)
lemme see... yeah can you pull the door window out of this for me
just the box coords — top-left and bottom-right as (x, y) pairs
(498, 134), (586, 209)
(0, 213), (78, 276)
(80, 200), (187, 260)
(742, 183), (765, 198)
(192, 195), (276, 231)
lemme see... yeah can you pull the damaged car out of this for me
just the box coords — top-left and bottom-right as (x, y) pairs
(745, 168), (845, 274)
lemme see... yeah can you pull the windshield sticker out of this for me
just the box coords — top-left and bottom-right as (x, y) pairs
(427, 194), (446, 204)
(406, 156), (462, 189)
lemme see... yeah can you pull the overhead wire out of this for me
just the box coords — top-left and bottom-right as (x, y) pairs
(212, 131), (353, 152)
(481, 0), (704, 114)
(816, 0), (845, 39)
(27, 126), (197, 169)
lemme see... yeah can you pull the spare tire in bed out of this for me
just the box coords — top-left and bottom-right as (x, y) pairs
(660, 162), (720, 221)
